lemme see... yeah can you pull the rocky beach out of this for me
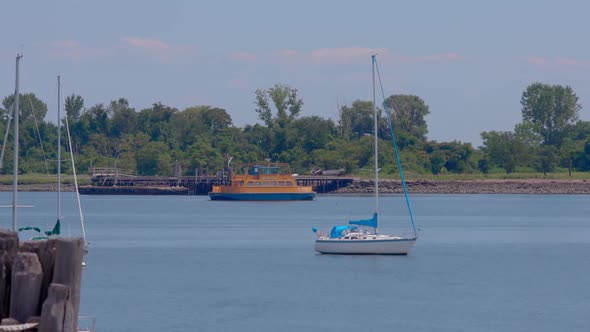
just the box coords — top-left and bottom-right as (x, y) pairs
(334, 179), (590, 195)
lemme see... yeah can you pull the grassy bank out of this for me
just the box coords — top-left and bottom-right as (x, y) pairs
(0, 174), (91, 185)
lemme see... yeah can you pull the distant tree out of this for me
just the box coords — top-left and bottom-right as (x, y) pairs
(383, 94), (430, 142)
(82, 104), (109, 135)
(199, 107), (233, 134)
(481, 131), (524, 173)
(291, 116), (337, 153)
(2, 93), (48, 125)
(521, 83), (581, 147)
(429, 149), (448, 174)
(137, 102), (177, 141)
(339, 100), (375, 139)
(513, 121), (542, 166)
(136, 141), (172, 175)
(559, 138), (577, 176)
(254, 84), (303, 128)
(109, 99), (137, 137)
(170, 106), (232, 149)
(536, 145), (559, 175)
(574, 140), (590, 171)
(65, 94), (84, 121)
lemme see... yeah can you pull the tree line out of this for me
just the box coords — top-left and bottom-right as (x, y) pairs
(0, 82), (588, 177)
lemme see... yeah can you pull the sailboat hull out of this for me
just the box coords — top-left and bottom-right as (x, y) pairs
(314, 237), (416, 255)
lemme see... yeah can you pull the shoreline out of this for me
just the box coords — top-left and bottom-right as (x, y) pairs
(1, 178), (590, 194)
(334, 179), (590, 195)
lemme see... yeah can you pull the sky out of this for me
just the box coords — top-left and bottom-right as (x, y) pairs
(1, 0), (589, 146)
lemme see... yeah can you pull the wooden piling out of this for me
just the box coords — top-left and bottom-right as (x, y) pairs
(0, 231), (86, 332)
(0, 230), (18, 320)
(38, 283), (71, 332)
(9, 252), (43, 324)
(21, 239), (57, 314)
(52, 238), (84, 332)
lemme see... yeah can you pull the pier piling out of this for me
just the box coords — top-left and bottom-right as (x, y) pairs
(0, 229), (85, 332)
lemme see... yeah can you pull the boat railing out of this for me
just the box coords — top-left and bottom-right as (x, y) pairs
(89, 167), (137, 178)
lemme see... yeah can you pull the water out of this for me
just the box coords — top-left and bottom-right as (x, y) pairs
(2, 193), (590, 331)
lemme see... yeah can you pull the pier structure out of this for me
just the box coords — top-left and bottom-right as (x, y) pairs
(82, 167), (355, 195)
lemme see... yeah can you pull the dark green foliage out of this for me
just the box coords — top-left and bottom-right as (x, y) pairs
(254, 84), (303, 128)
(2, 93), (48, 126)
(65, 94), (84, 121)
(383, 94), (429, 143)
(481, 131), (523, 173)
(536, 145), (559, 175)
(1, 82), (587, 178)
(521, 83), (581, 147)
(339, 100), (375, 139)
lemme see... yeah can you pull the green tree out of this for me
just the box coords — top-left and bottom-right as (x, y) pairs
(481, 131), (524, 173)
(292, 116), (337, 153)
(574, 140), (590, 171)
(109, 99), (137, 137)
(521, 83), (581, 147)
(136, 141), (173, 175)
(199, 107), (233, 134)
(82, 104), (109, 135)
(137, 103), (177, 141)
(65, 94), (84, 121)
(254, 84), (303, 128)
(383, 94), (430, 142)
(513, 121), (542, 166)
(339, 100), (375, 139)
(170, 106), (231, 149)
(536, 145), (559, 175)
(2, 93), (48, 126)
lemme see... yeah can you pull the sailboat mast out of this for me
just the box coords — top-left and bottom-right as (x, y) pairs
(57, 76), (61, 224)
(372, 55), (379, 218)
(12, 54), (22, 231)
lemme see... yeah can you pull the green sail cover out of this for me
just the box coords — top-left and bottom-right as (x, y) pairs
(45, 220), (61, 236)
(18, 226), (42, 233)
(18, 220), (60, 238)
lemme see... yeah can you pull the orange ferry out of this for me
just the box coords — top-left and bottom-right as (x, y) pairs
(208, 163), (316, 201)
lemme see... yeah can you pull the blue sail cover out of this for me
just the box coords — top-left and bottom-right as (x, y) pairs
(348, 213), (378, 229)
(330, 225), (358, 238)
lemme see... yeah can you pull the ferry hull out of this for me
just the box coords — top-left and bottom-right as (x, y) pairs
(314, 237), (416, 255)
(209, 192), (315, 201)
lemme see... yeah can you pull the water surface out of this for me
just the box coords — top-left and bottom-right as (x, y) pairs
(2, 193), (589, 331)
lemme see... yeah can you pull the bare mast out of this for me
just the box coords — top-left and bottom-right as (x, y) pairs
(12, 54), (22, 231)
(372, 54), (379, 233)
(57, 76), (61, 225)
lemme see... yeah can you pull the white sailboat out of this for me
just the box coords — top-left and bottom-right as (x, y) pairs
(314, 55), (418, 255)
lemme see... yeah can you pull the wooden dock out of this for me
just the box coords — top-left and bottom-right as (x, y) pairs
(80, 167), (356, 195)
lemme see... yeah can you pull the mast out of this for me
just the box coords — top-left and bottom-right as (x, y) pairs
(12, 54), (22, 231)
(372, 55), (379, 224)
(57, 76), (61, 225)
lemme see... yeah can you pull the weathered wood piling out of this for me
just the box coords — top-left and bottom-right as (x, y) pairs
(0, 228), (85, 332)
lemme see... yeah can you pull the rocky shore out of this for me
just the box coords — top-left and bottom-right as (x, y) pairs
(2, 179), (590, 194)
(333, 179), (590, 194)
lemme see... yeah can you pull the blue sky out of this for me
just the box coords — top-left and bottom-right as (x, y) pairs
(1, 0), (588, 145)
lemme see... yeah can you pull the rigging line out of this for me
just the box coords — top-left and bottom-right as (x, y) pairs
(64, 97), (87, 248)
(0, 103), (13, 172)
(27, 95), (50, 174)
(374, 57), (417, 236)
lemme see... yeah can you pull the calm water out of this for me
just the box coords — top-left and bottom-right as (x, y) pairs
(2, 193), (590, 331)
